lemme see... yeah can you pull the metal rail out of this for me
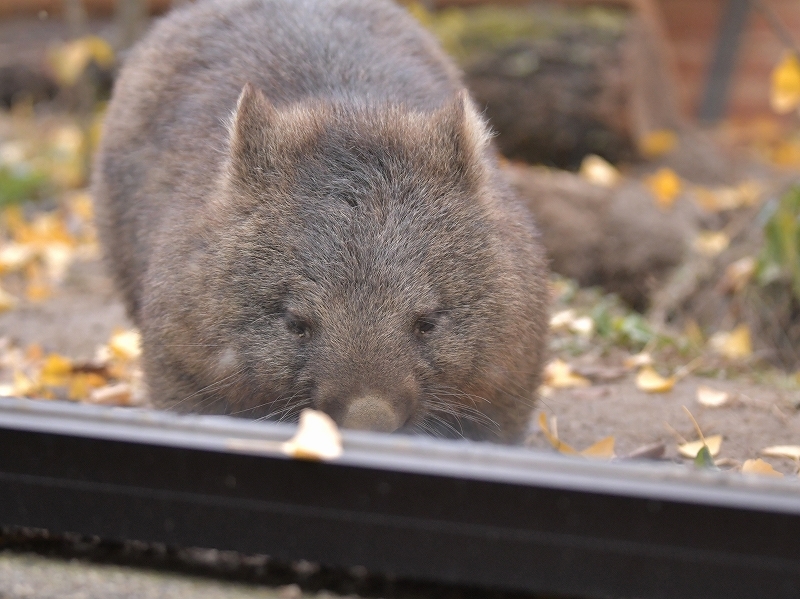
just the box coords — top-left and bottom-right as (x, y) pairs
(0, 396), (798, 599)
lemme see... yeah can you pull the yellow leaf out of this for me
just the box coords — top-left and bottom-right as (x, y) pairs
(742, 458), (783, 477)
(108, 329), (142, 361)
(68, 372), (108, 401)
(678, 434), (722, 459)
(696, 385), (730, 407)
(0, 243), (36, 273)
(25, 262), (51, 302)
(693, 182), (762, 212)
(624, 352), (652, 369)
(49, 35), (115, 87)
(12, 371), (37, 397)
(761, 445), (800, 460)
(645, 168), (682, 209)
(40, 353), (73, 387)
(281, 409), (343, 460)
(68, 191), (94, 222)
(692, 230), (730, 256)
(771, 51), (800, 114)
(580, 436), (615, 459)
(639, 129), (678, 158)
(42, 243), (74, 282)
(709, 324), (752, 360)
(579, 154), (621, 188)
(635, 366), (676, 393)
(772, 140), (800, 167)
(543, 359), (590, 388)
(537, 412), (578, 455)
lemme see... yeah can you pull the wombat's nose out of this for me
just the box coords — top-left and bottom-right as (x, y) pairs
(341, 396), (401, 433)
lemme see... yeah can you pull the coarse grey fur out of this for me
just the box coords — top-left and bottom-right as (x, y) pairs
(93, 0), (549, 442)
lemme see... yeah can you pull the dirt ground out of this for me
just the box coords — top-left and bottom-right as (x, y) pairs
(0, 551), (309, 599)
(1, 252), (798, 474)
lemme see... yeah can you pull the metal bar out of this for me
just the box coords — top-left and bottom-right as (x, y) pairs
(698, 0), (752, 123)
(0, 397), (799, 599)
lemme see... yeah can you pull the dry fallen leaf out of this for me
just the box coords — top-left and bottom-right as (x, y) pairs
(693, 182), (761, 212)
(579, 154), (621, 188)
(538, 413), (614, 458)
(678, 434), (722, 459)
(88, 382), (133, 405)
(639, 129), (678, 158)
(570, 316), (594, 337)
(39, 353), (73, 386)
(281, 408), (343, 460)
(742, 458), (783, 477)
(709, 324), (752, 360)
(12, 370), (37, 397)
(50, 35), (115, 88)
(645, 168), (682, 209)
(760, 445), (800, 460)
(721, 256), (756, 293)
(696, 385), (730, 408)
(108, 330), (142, 361)
(538, 412), (577, 454)
(580, 436), (615, 459)
(624, 352), (653, 369)
(0, 243), (35, 273)
(68, 372), (108, 401)
(692, 230), (730, 257)
(549, 309), (576, 331)
(771, 51), (800, 114)
(549, 310), (593, 337)
(635, 366), (676, 393)
(543, 359), (590, 388)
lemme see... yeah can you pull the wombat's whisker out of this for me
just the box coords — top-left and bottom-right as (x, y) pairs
(171, 367), (248, 408)
(428, 385), (492, 405)
(427, 395), (499, 427)
(423, 412), (465, 438)
(244, 391), (307, 421)
(414, 419), (447, 438)
(273, 399), (311, 423)
(424, 394), (500, 433)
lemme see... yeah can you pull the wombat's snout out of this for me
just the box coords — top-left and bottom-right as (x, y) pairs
(340, 395), (402, 433)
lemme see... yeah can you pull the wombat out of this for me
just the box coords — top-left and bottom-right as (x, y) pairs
(93, 0), (549, 442)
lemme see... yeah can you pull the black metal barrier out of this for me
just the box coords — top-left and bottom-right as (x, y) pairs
(0, 396), (798, 599)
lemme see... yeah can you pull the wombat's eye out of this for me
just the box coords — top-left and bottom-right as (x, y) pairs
(285, 314), (312, 339)
(414, 314), (438, 337)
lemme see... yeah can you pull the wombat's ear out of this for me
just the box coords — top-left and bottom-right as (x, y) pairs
(436, 90), (492, 182)
(227, 83), (278, 178)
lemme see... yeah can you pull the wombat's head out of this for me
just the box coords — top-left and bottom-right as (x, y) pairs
(186, 84), (546, 441)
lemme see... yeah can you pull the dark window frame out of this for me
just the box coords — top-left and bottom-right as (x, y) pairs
(1, 396), (799, 599)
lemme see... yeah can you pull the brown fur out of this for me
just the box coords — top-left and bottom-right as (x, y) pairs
(93, 0), (548, 442)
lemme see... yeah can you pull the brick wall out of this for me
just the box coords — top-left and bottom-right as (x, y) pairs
(659, 0), (800, 119)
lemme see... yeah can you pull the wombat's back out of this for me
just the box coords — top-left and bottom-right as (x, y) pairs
(95, 0), (462, 320)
